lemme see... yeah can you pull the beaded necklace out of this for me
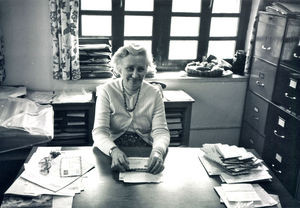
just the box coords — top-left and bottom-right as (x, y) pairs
(122, 81), (141, 112)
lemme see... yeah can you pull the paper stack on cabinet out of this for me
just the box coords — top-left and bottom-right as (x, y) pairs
(214, 183), (279, 208)
(199, 143), (272, 183)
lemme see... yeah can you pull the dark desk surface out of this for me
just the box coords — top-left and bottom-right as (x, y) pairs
(6, 147), (300, 208)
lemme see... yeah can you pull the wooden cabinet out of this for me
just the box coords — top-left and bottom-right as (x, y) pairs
(163, 91), (194, 146)
(50, 101), (95, 146)
(240, 11), (300, 199)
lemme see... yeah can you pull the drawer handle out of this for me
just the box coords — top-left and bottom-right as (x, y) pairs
(262, 45), (271, 50)
(284, 93), (296, 100)
(252, 116), (259, 120)
(274, 130), (285, 139)
(271, 164), (282, 174)
(255, 80), (265, 87)
(249, 139), (254, 144)
(293, 53), (300, 59)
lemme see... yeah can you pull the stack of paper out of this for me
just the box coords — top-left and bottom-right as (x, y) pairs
(199, 143), (272, 183)
(52, 89), (93, 103)
(1, 147), (95, 208)
(119, 157), (163, 183)
(214, 183), (279, 208)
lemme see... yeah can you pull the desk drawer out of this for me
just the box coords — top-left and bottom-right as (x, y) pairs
(240, 122), (265, 156)
(244, 91), (269, 136)
(265, 104), (300, 159)
(273, 66), (300, 116)
(255, 13), (286, 64)
(249, 58), (277, 100)
(263, 141), (300, 197)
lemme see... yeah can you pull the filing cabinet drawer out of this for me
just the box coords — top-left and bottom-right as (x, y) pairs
(255, 13), (286, 64)
(280, 18), (300, 70)
(240, 122), (265, 156)
(273, 66), (300, 116)
(249, 58), (277, 100)
(244, 91), (269, 136)
(263, 141), (300, 197)
(265, 104), (300, 159)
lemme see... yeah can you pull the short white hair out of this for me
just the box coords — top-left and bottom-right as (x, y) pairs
(111, 43), (155, 74)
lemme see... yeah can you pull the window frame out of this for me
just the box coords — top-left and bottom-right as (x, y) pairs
(79, 0), (251, 72)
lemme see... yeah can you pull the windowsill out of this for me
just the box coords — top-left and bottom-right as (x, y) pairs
(72, 71), (248, 84)
(148, 71), (248, 82)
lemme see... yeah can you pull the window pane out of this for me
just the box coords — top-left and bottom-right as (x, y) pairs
(212, 0), (240, 13)
(172, 0), (201, 13)
(170, 17), (200, 37)
(124, 40), (152, 54)
(81, 0), (111, 11)
(82, 15), (111, 36)
(125, 0), (154, 11)
(124, 16), (153, 36)
(210, 17), (238, 37)
(169, 40), (198, 60)
(207, 41), (236, 59)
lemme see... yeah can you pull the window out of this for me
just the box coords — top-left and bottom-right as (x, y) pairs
(79, 0), (251, 72)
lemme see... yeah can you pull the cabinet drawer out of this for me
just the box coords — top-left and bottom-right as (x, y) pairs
(273, 66), (300, 116)
(249, 58), (277, 100)
(281, 18), (300, 70)
(265, 104), (300, 159)
(263, 141), (300, 197)
(244, 91), (269, 136)
(255, 13), (286, 64)
(240, 122), (265, 156)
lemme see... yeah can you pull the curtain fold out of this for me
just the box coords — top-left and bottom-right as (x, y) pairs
(0, 28), (5, 83)
(49, 0), (80, 80)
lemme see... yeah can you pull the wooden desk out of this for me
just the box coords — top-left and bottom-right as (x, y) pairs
(6, 147), (299, 208)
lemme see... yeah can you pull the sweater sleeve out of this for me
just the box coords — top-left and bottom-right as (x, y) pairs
(92, 86), (116, 156)
(151, 90), (170, 156)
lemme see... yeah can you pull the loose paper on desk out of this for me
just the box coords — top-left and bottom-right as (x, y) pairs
(119, 157), (163, 183)
(119, 172), (163, 183)
(21, 149), (95, 192)
(214, 184), (278, 208)
(127, 157), (148, 171)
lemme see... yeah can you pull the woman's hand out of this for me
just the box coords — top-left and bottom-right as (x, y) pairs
(110, 148), (129, 172)
(147, 150), (164, 174)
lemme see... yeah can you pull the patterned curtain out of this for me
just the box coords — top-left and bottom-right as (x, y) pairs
(0, 28), (5, 83)
(49, 0), (80, 80)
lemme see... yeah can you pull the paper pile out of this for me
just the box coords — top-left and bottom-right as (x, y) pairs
(199, 143), (272, 183)
(1, 147), (95, 208)
(214, 183), (279, 208)
(119, 157), (163, 183)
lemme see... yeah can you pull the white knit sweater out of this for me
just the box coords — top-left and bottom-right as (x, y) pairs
(92, 78), (170, 156)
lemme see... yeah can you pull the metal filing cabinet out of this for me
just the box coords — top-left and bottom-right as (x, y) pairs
(240, 11), (300, 199)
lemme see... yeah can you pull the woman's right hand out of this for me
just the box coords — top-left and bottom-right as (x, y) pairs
(110, 148), (129, 172)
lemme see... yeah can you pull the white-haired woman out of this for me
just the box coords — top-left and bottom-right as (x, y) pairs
(92, 44), (170, 174)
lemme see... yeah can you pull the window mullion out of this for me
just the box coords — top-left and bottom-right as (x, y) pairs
(236, 0), (251, 51)
(198, 0), (212, 60)
(112, 0), (124, 53)
(154, 0), (172, 68)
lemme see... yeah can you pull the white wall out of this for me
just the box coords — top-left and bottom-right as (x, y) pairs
(0, 0), (53, 90)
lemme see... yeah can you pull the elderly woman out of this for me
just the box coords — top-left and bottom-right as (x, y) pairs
(92, 44), (170, 174)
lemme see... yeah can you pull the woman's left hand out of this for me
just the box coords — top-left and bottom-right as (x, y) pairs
(147, 150), (164, 174)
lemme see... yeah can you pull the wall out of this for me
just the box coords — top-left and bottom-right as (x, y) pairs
(0, 0), (249, 146)
(0, 0), (53, 90)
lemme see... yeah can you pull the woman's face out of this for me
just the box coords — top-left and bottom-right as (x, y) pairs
(119, 54), (148, 92)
